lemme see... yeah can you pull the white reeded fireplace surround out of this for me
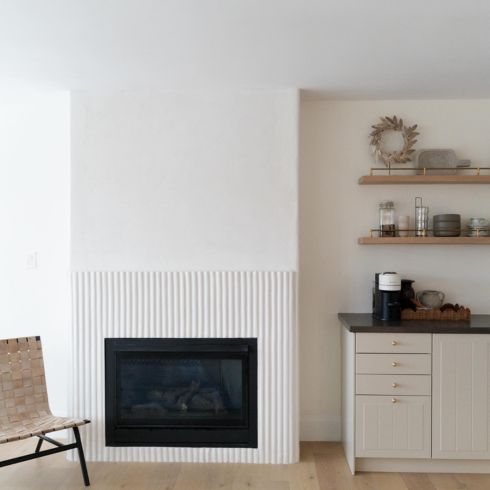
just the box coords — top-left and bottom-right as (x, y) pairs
(70, 271), (298, 464)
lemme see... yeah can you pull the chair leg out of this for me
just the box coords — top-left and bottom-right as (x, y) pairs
(35, 437), (43, 453)
(72, 427), (90, 487)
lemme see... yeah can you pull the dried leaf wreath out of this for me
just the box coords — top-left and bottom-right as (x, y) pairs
(370, 115), (419, 166)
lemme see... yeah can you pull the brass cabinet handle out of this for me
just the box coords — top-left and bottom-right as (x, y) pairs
(392, 398), (397, 404)
(392, 383), (398, 388)
(392, 361), (398, 367)
(392, 340), (398, 346)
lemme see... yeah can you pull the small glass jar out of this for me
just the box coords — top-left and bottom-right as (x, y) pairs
(379, 201), (395, 237)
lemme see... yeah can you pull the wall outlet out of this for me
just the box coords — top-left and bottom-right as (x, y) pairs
(26, 252), (38, 269)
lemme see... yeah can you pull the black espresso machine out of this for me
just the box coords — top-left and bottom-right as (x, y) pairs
(373, 272), (401, 321)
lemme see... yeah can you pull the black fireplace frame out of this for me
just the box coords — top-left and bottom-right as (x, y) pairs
(105, 338), (258, 448)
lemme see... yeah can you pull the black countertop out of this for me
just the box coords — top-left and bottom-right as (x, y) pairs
(338, 313), (490, 333)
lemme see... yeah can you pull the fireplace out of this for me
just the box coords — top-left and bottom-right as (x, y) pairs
(105, 338), (257, 448)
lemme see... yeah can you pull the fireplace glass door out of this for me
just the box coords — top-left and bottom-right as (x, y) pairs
(118, 355), (245, 427)
(105, 338), (257, 447)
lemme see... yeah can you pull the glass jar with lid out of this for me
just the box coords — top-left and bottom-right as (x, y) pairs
(379, 201), (395, 237)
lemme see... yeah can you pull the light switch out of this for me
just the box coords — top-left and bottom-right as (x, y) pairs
(27, 252), (38, 269)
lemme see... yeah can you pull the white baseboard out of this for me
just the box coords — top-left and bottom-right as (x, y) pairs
(300, 414), (341, 441)
(357, 457), (490, 474)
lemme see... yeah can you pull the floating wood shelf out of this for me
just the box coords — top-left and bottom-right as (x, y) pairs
(359, 236), (490, 245)
(358, 175), (490, 185)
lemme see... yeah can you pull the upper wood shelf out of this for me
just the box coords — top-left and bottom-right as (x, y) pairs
(359, 175), (490, 185)
(359, 236), (490, 245)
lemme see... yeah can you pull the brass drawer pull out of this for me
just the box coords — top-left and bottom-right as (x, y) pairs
(392, 398), (397, 404)
(392, 382), (398, 388)
(392, 361), (398, 367)
(392, 340), (398, 346)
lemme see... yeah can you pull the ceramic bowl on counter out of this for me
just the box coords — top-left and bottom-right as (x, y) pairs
(416, 290), (445, 309)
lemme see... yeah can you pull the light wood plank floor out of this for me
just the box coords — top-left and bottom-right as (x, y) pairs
(2, 439), (490, 489)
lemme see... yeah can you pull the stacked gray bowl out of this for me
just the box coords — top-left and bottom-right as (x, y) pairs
(433, 214), (461, 237)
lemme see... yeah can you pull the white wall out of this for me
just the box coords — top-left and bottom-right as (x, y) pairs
(71, 90), (298, 271)
(70, 89), (299, 460)
(0, 92), (70, 415)
(299, 99), (490, 440)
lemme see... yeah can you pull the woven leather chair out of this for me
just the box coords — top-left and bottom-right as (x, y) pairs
(0, 336), (90, 486)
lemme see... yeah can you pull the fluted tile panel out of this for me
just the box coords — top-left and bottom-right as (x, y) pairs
(70, 271), (298, 463)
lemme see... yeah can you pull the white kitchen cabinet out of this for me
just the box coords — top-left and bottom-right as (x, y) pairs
(356, 395), (431, 458)
(349, 331), (432, 463)
(433, 334), (490, 459)
(341, 319), (490, 474)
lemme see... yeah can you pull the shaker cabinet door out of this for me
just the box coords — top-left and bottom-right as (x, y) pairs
(355, 395), (431, 458)
(433, 334), (490, 459)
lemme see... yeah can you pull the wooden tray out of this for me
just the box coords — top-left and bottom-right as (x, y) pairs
(401, 307), (471, 321)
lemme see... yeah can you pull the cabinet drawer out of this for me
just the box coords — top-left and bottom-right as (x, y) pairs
(356, 374), (431, 395)
(356, 333), (431, 354)
(356, 395), (431, 458)
(356, 353), (431, 375)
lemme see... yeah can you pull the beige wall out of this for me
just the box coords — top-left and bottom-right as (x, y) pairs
(299, 99), (490, 440)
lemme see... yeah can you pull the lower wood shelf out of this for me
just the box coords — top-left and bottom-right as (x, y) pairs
(359, 175), (490, 185)
(358, 236), (490, 245)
